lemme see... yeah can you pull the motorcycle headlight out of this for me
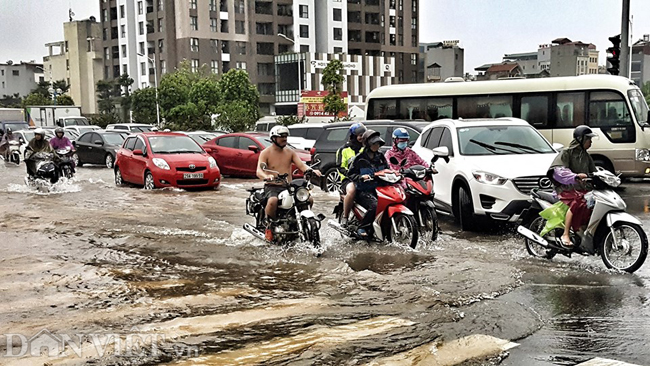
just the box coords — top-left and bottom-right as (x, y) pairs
(472, 171), (508, 185)
(152, 158), (170, 170)
(208, 156), (217, 168)
(295, 187), (310, 202)
(635, 148), (650, 161)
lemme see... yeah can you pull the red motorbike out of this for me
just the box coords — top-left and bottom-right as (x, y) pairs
(402, 162), (439, 241)
(329, 169), (419, 248)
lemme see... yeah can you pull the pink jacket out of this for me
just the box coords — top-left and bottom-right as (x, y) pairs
(385, 146), (429, 171)
(50, 136), (74, 150)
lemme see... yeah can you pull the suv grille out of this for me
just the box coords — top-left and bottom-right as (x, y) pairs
(512, 175), (548, 194)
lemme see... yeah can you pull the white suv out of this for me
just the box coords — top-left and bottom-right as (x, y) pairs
(412, 118), (559, 230)
(106, 123), (154, 133)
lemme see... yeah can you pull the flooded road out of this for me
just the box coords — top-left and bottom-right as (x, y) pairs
(0, 162), (648, 365)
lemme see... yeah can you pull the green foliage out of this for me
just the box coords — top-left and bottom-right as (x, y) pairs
(89, 113), (121, 128)
(212, 69), (260, 132)
(117, 73), (135, 123)
(214, 100), (259, 132)
(56, 94), (75, 105)
(22, 92), (51, 107)
(96, 79), (117, 115)
(320, 59), (347, 117)
(131, 87), (158, 124)
(642, 82), (650, 106)
(52, 80), (70, 93)
(0, 93), (22, 108)
(276, 115), (309, 126)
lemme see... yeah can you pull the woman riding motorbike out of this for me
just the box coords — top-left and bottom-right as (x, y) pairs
(347, 129), (388, 237)
(548, 125), (598, 247)
(336, 122), (366, 226)
(384, 128), (432, 188)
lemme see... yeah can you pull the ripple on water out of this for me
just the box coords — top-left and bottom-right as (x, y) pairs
(6, 178), (82, 195)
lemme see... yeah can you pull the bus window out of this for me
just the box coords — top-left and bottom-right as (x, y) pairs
(556, 92), (585, 128)
(457, 95), (512, 119)
(369, 99), (397, 119)
(588, 91), (634, 143)
(426, 98), (453, 121)
(628, 89), (649, 125)
(397, 97), (453, 121)
(521, 95), (549, 128)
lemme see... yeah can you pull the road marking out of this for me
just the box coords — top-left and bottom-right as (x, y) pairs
(169, 316), (415, 365)
(576, 357), (642, 366)
(365, 334), (518, 366)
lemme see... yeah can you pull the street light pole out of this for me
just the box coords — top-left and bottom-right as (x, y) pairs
(278, 33), (302, 110)
(138, 52), (161, 127)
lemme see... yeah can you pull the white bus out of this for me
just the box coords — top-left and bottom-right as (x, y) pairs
(365, 75), (650, 177)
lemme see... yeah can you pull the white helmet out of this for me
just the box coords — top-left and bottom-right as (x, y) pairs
(269, 125), (290, 138)
(34, 128), (46, 136)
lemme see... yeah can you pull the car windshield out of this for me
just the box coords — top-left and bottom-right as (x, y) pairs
(628, 88), (649, 124)
(147, 135), (203, 154)
(65, 117), (89, 126)
(75, 127), (99, 134)
(132, 126), (153, 132)
(5, 123), (29, 132)
(103, 133), (126, 145)
(189, 133), (216, 143)
(457, 125), (555, 155)
(20, 131), (35, 141)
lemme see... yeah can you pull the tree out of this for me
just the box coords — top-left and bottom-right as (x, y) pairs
(213, 69), (260, 132)
(56, 94), (75, 105)
(22, 92), (51, 107)
(642, 82), (650, 106)
(276, 115), (308, 126)
(131, 87), (158, 124)
(321, 59), (347, 119)
(96, 79), (117, 114)
(52, 80), (70, 94)
(117, 73), (134, 123)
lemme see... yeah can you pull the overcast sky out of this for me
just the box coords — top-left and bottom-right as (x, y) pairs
(1, 0), (649, 73)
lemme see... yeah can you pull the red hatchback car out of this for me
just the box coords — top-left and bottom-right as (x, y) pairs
(114, 132), (221, 189)
(202, 132), (311, 178)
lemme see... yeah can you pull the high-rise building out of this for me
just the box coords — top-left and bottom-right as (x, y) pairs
(44, 18), (104, 114)
(99, 0), (419, 114)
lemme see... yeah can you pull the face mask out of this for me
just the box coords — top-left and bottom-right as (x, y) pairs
(397, 142), (408, 150)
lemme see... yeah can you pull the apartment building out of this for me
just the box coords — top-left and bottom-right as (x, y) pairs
(99, 0), (418, 114)
(631, 34), (650, 87)
(549, 38), (598, 77)
(43, 18), (104, 114)
(420, 41), (464, 83)
(0, 61), (43, 98)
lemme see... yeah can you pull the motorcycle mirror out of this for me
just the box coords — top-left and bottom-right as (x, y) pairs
(400, 158), (407, 167)
(389, 156), (399, 165)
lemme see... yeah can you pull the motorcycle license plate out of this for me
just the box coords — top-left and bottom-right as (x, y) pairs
(183, 173), (204, 179)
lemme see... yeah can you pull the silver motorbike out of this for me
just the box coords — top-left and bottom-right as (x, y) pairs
(517, 169), (648, 273)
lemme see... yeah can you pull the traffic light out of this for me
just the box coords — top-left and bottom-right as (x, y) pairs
(607, 34), (621, 75)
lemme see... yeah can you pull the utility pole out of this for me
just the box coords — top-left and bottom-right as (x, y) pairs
(620, 0), (631, 78)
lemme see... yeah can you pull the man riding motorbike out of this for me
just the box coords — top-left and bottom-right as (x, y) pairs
(0, 127), (18, 158)
(548, 125), (598, 248)
(384, 128), (432, 187)
(347, 129), (388, 238)
(256, 125), (322, 226)
(25, 128), (53, 177)
(336, 122), (367, 226)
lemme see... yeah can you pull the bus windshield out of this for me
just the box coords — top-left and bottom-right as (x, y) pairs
(628, 89), (649, 125)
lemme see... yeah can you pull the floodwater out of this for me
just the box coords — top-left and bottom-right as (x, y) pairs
(0, 162), (648, 365)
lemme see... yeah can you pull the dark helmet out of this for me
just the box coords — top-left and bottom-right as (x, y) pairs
(5, 127), (12, 134)
(349, 123), (367, 138)
(362, 129), (385, 149)
(573, 125), (597, 144)
(55, 127), (64, 135)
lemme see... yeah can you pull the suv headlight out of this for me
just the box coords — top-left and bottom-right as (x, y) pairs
(152, 158), (170, 170)
(636, 148), (650, 161)
(295, 187), (310, 202)
(472, 171), (508, 185)
(208, 156), (218, 168)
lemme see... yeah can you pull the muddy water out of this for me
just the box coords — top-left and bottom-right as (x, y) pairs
(0, 162), (645, 365)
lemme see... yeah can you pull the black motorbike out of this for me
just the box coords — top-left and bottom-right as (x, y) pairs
(54, 146), (76, 179)
(243, 162), (325, 249)
(25, 151), (60, 190)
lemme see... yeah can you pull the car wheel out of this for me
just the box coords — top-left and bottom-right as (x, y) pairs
(114, 166), (124, 186)
(323, 167), (340, 192)
(105, 154), (114, 169)
(458, 186), (474, 231)
(144, 171), (155, 190)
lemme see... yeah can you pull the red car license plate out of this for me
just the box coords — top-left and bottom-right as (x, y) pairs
(183, 173), (204, 179)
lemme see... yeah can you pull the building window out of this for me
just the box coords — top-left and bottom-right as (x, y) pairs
(399, 0), (403, 10)
(256, 22), (273, 35)
(211, 18), (217, 32)
(389, 16), (395, 27)
(398, 34), (403, 46)
(158, 0), (163, 11)
(190, 38), (199, 52)
(236, 41), (247, 55)
(235, 0), (245, 13)
(138, 1), (143, 14)
(257, 63), (274, 76)
(103, 28), (107, 41)
(257, 42), (274, 55)
(160, 60), (166, 74)
(278, 4), (292, 16)
(119, 6), (125, 18)
(334, 28), (342, 41)
(209, 0), (216, 11)
(334, 47), (343, 53)
(191, 59), (199, 72)
(349, 11), (361, 23)
(411, 35), (417, 47)
(221, 40), (229, 53)
(139, 42), (145, 55)
(390, 34), (395, 45)
(299, 5), (308, 18)
(210, 39), (218, 52)
(141, 62), (146, 76)
(300, 25), (309, 38)
(121, 25), (126, 38)
(1, 82), (4, 88)
(220, 19), (228, 32)
(411, 53), (417, 65)
(411, 18), (417, 29)
(235, 20), (246, 34)
(158, 39), (164, 52)
(158, 18), (163, 32)
(236, 61), (246, 70)
(222, 61), (230, 72)
(121, 45), (127, 57)
(190, 16), (198, 30)
(104, 47), (110, 59)
(412, 1), (417, 12)
(333, 8), (342, 21)
(139, 21), (144, 35)
(211, 60), (219, 74)
(12, 70), (19, 76)
(190, 0), (197, 10)
(389, 0), (395, 9)
(219, 0), (227, 11)
(411, 70), (417, 82)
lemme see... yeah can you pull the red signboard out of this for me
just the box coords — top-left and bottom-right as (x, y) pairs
(298, 91), (348, 118)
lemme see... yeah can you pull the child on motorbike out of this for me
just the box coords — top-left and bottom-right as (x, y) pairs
(548, 125), (598, 247)
(347, 130), (388, 238)
(336, 123), (366, 226)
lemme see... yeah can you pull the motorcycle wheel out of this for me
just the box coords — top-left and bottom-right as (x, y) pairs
(601, 222), (648, 273)
(11, 153), (20, 165)
(63, 166), (73, 179)
(420, 206), (439, 242)
(525, 216), (557, 259)
(389, 213), (418, 249)
(305, 217), (321, 248)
